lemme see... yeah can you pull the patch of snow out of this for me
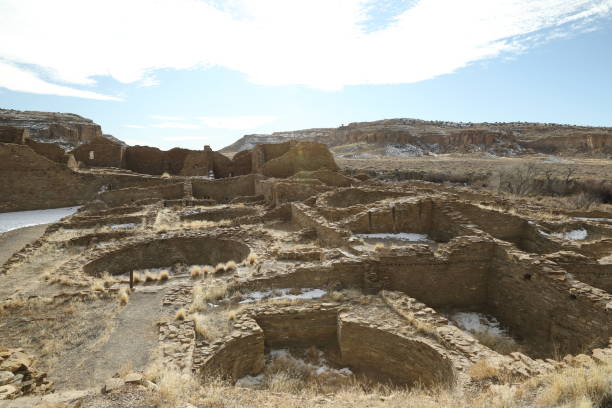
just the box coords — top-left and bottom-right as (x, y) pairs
(0, 206), (80, 233)
(235, 374), (264, 388)
(239, 288), (327, 304)
(384, 144), (424, 157)
(450, 312), (505, 337)
(576, 217), (612, 223)
(354, 232), (431, 242)
(540, 228), (588, 240)
(110, 223), (137, 229)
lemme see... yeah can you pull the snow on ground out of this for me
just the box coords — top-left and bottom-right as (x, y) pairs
(239, 288), (327, 304)
(354, 232), (431, 242)
(449, 312), (505, 337)
(540, 228), (588, 240)
(0, 206), (80, 233)
(110, 223), (138, 229)
(236, 348), (352, 389)
(576, 217), (612, 223)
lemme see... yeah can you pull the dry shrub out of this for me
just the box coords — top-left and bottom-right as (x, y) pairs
(91, 280), (105, 291)
(225, 260), (238, 271)
(190, 283), (229, 313)
(330, 291), (344, 301)
(41, 271), (52, 281)
(215, 263), (226, 273)
(247, 253), (258, 265)
(161, 172), (171, 179)
(144, 271), (158, 282)
(533, 361), (612, 407)
(159, 270), (170, 281)
(190, 265), (203, 278)
(473, 331), (522, 355)
(132, 272), (143, 283)
(203, 265), (214, 275)
(118, 287), (130, 304)
(175, 308), (187, 321)
(469, 359), (500, 381)
(374, 243), (385, 250)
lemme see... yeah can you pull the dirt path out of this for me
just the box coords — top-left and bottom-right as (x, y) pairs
(0, 224), (48, 266)
(56, 283), (175, 390)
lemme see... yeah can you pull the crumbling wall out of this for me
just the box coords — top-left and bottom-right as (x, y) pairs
(255, 309), (338, 348)
(25, 140), (69, 163)
(260, 142), (339, 178)
(0, 126), (28, 144)
(125, 146), (167, 175)
(338, 316), (455, 386)
(98, 183), (184, 207)
(192, 175), (260, 202)
(488, 244), (612, 356)
(291, 203), (351, 247)
(71, 136), (125, 168)
(231, 150), (253, 176)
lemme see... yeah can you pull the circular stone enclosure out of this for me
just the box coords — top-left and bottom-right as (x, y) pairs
(83, 236), (250, 276)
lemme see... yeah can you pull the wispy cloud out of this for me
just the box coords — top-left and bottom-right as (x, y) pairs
(151, 122), (201, 129)
(2, 0), (609, 95)
(150, 115), (186, 121)
(0, 60), (121, 101)
(199, 115), (277, 130)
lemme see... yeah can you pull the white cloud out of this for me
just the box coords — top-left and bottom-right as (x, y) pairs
(151, 122), (201, 129)
(0, 0), (610, 94)
(0, 61), (121, 100)
(150, 115), (186, 121)
(199, 115), (278, 130)
(124, 124), (146, 129)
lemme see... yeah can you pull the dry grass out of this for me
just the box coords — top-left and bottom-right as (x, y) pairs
(225, 260), (238, 271)
(330, 291), (344, 301)
(161, 172), (171, 179)
(190, 282), (230, 313)
(472, 331), (523, 355)
(144, 271), (157, 282)
(215, 263), (226, 273)
(203, 265), (214, 275)
(175, 308), (187, 321)
(159, 270), (170, 281)
(530, 360), (612, 407)
(91, 280), (105, 291)
(190, 265), (203, 278)
(132, 272), (143, 283)
(469, 359), (500, 381)
(247, 253), (258, 265)
(118, 287), (130, 304)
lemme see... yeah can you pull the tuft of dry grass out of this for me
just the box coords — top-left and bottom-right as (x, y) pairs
(247, 253), (258, 265)
(132, 272), (143, 283)
(175, 308), (187, 321)
(225, 260), (238, 271)
(190, 265), (203, 278)
(161, 172), (171, 179)
(374, 243), (385, 250)
(469, 359), (500, 381)
(330, 291), (344, 302)
(41, 271), (52, 281)
(215, 263), (226, 273)
(144, 271), (158, 282)
(203, 265), (214, 275)
(118, 287), (130, 304)
(472, 331), (522, 355)
(91, 280), (105, 291)
(159, 270), (170, 281)
(531, 360), (612, 408)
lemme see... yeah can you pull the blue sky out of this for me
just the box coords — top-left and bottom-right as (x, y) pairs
(1, 0), (611, 150)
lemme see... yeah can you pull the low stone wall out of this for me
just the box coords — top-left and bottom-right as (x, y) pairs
(83, 236), (250, 276)
(291, 203), (351, 247)
(489, 243), (612, 357)
(99, 183), (184, 207)
(180, 206), (257, 222)
(338, 315), (455, 386)
(192, 175), (260, 202)
(255, 309), (338, 348)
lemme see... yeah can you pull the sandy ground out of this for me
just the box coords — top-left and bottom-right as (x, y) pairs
(0, 224), (48, 266)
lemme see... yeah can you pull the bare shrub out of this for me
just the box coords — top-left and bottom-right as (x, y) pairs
(469, 359), (500, 381)
(472, 331), (522, 355)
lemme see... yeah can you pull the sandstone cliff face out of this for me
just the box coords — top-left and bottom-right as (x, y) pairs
(221, 118), (612, 157)
(0, 109), (103, 150)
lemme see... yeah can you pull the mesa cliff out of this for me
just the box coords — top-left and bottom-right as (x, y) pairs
(222, 118), (612, 157)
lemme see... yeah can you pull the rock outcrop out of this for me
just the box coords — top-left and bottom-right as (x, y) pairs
(0, 109), (104, 150)
(0, 347), (53, 400)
